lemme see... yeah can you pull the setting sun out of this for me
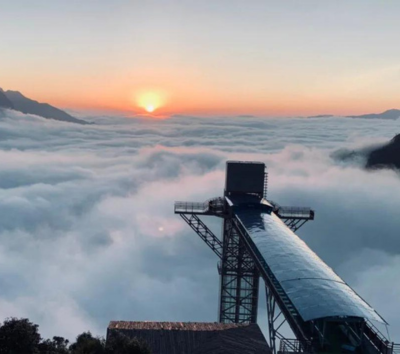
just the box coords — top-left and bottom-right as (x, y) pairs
(135, 90), (167, 114)
(146, 105), (155, 113)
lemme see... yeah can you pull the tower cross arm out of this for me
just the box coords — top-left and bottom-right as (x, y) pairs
(178, 213), (223, 259)
(174, 197), (225, 217)
(269, 201), (315, 232)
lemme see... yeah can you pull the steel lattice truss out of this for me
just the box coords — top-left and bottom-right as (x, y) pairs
(174, 161), (397, 354)
(219, 218), (259, 323)
(175, 198), (313, 329)
(174, 164), (316, 354)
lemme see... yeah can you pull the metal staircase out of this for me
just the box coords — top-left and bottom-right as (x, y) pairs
(232, 216), (311, 353)
(364, 320), (398, 354)
(264, 172), (269, 198)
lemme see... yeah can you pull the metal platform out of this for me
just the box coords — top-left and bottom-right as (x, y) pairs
(174, 197), (225, 217)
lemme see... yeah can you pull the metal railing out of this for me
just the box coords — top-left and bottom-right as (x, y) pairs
(174, 197), (225, 215)
(269, 201), (314, 220)
(174, 201), (209, 213)
(263, 172), (268, 198)
(231, 216), (311, 347)
(393, 344), (400, 354)
(279, 338), (312, 354)
(275, 206), (314, 219)
(364, 319), (394, 354)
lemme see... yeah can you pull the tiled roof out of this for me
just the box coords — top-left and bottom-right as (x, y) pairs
(107, 321), (271, 354)
(108, 321), (246, 331)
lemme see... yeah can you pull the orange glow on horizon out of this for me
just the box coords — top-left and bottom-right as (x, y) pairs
(4, 76), (398, 118)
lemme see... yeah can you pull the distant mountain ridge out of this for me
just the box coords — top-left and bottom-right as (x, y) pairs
(347, 109), (400, 120)
(0, 89), (14, 109)
(366, 134), (400, 170)
(333, 134), (400, 171)
(0, 88), (88, 124)
(306, 109), (400, 120)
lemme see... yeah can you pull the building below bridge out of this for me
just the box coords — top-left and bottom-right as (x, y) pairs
(107, 321), (271, 354)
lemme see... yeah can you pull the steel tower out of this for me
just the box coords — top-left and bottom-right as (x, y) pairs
(174, 161), (397, 354)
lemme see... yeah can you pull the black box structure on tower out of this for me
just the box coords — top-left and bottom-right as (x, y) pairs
(225, 161), (265, 196)
(174, 161), (397, 354)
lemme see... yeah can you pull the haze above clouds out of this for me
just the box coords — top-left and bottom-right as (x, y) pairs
(2, 1), (400, 114)
(0, 110), (399, 341)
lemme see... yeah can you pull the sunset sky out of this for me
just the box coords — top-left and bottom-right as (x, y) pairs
(1, 0), (400, 116)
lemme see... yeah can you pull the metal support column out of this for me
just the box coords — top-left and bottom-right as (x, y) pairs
(219, 217), (259, 324)
(266, 283), (310, 354)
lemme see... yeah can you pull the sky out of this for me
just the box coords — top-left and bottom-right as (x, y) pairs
(1, 0), (400, 346)
(1, 0), (400, 115)
(0, 108), (399, 343)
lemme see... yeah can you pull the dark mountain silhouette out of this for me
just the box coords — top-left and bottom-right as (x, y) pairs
(348, 109), (400, 120)
(366, 134), (400, 170)
(1, 89), (88, 124)
(0, 89), (14, 109)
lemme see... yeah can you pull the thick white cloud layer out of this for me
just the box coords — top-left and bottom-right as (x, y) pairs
(0, 108), (399, 341)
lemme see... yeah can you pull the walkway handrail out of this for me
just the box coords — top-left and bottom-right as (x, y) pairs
(275, 206), (314, 218)
(174, 197), (225, 216)
(364, 319), (393, 354)
(393, 343), (400, 354)
(279, 338), (312, 353)
(174, 201), (209, 213)
(231, 215), (311, 349)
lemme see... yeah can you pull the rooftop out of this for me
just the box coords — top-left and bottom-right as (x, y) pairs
(107, 321), (271, 354)
(108, 321), (245, 331)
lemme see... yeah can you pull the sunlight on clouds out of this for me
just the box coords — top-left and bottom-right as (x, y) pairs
(0, 109), (399, 341)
